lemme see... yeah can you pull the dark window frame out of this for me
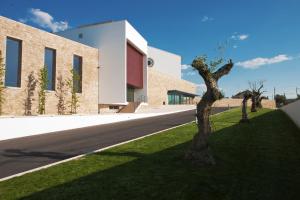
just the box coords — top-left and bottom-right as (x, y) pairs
(73, 54), (83, 93)
(5, 36), (22, 87)
(44, 47), (57, 91)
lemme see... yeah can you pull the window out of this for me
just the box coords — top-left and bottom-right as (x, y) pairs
(44, 48), (56, 90)
(5, 37), (22, 87)
(73, 55), (82, 93)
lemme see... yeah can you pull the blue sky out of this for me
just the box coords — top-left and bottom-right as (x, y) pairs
(1, 0), (299, 98)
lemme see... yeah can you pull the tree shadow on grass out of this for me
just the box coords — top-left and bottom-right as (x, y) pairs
(16, 110), (300, 200)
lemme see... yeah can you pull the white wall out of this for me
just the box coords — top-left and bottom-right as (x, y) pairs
(57, 21), (127, 105)
(125, 21), (148, 103)
(148, 46), (181, 79)
(57, 20), (149, 105)
(281, 100), (300, 128)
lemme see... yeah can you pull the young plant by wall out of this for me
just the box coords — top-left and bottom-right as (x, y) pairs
(55, 75), (67, 115)
(38, 66), (48, 115)
(24, 72), (37, 116)
(66, 69), (80, 114)
(0, 51), (5, 115)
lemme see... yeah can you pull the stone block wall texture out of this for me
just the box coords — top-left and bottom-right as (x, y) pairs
(212, 98), (276, 109)
(0, 16), (99, 115)
(148, 68), (197, 106)
(281, 99), (300, 128)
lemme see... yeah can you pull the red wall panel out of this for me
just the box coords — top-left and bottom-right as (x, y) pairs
(127, 42), (143, 89)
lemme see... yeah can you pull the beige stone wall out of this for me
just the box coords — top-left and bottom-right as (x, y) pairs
(0, 16), (99, 115)
(148, 68), (197, 106)
(194, 97), (276, 109)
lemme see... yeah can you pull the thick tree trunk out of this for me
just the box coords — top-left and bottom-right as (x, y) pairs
(185, 92), (216, 165)
(240, 98), (249, 123)
(251, 95), (257, 112)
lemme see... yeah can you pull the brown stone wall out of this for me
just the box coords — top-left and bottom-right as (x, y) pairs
(148, 68), (197, 106)
(0, 16), (99, 115)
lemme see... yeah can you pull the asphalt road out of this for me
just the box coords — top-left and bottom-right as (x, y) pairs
(0, 107), (227, 179)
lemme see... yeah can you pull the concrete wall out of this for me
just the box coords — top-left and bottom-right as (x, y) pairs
(57, 21), (127, 105)
(148, 68), (197, 106)
(0, 16), (99, 115)
(125, 21), (148, 103)
(148, 46), (181, 79)
(58, 20), (148, 105)
(281, 100), (300, 128)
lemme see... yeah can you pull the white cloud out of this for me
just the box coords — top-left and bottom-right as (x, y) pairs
(181, 64), (191, 70)
(186, 71), (196, 76)
(21, 8), (69, 32)
(231, 33), (249, 41)
(201, 16), (214, 22)
(236, 54), (292, 69)
(238, 34), (249, 40)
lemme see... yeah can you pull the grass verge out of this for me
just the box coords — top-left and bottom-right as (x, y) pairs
(0, 108), (300, 200)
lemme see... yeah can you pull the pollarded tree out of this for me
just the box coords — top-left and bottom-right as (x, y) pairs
(0, 50), (5, 115)
(185, 56), (234, 165)
(249, 81), (265, 112)
(240, 91), (252, 123)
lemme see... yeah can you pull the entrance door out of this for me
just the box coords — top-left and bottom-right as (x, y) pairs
(127, 86), (134, 102)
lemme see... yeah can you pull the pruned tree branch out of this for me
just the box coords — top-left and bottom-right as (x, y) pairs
(213, 59), (233, 80)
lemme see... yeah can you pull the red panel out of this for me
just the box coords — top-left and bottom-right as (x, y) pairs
(127, 43), (143, 89)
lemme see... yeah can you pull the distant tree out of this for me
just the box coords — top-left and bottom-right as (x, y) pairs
(249, 81), (265, 112)
(55, 75), (67, 115)
(240, 91), (252, 123)
(24, 72), (37, 116)
(185, 55), (234, 165)
(0, 50), (5, 115)
(66, 69), (80, 114)
(275, 94), (287, 107)
(38, 66), (48, 114)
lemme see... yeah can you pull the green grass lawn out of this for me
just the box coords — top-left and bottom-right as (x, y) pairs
(1, 108), (300, 200)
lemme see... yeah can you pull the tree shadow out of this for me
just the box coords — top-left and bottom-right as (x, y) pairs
(11, 110), (300, 200)
(1, 149), (75, 160)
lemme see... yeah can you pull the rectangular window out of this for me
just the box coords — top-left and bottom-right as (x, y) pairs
(44, 48), (56, 90)
(73, 55), (82, 93)
(5, 37), (22, 87)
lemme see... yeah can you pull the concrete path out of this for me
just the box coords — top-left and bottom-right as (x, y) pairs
(0, 108), (227, 179)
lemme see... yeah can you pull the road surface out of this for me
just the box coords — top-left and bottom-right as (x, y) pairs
(0, 107), (227, 179)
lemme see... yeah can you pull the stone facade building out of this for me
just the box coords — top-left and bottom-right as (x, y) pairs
(0, 16), (99, 115)
(0, 16), (198, 115)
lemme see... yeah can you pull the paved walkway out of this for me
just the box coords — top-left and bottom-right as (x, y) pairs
(0, 108), (227, 179)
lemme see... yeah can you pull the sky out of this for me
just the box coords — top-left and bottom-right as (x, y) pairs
(1, 0), (299, 98)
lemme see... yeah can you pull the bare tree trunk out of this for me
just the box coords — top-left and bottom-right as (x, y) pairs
(240, 93), (251, 123)
(185, 92), (215, 165)
(251, 95), (257, 112)
(185, 57), (233, 165)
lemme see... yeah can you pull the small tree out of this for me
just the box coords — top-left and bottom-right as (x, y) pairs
(185, 56), (234, 165)
(55, 75), (67, 115)
(275, 94), (287, 107)
(24, 72), (37, 116)
(240, 91), (252, 123)
(249, 81), (265, 112)
(0, 50), (5, 115)
(66, 69), (80, 114)
(38, 66), (48, 114)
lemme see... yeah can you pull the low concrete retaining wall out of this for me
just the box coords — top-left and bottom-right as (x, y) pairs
(281, 100), (300, 128)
